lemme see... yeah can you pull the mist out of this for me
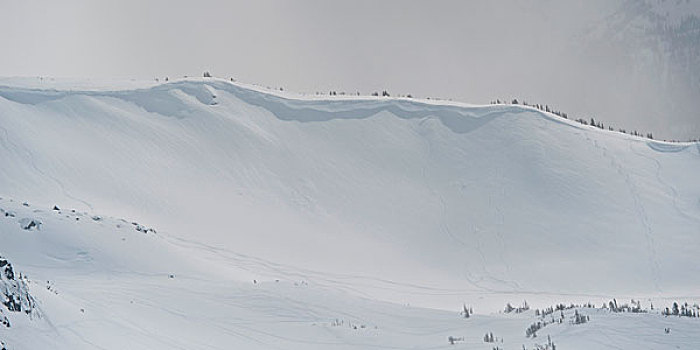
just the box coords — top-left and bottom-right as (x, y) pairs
(1, 0), (698, 140)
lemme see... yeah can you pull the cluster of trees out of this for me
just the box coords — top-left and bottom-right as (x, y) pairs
(317, 91), (360, 96)
(662, 302), (699, 318)
(483, 332), (496, 343)
(329, 318), (370, 330)
(535, 307), (554, 318)
(527, 304), (586, 338)
(575, 117), (658, 140)
(525, 101), (568, 119)
(526, 308), (583, 338)
(370, 90), (391, 97)
(447, 335), (464, 345)
(505, 300), (530, 314)
(491, 97), (700, 143)
(531, 335), (557, 350)
(525, 321), (544, 338)
(534, 302), (590, 318)
(572, 310), (589, 325)
(461, 304), (473, 318)
(312, 90), (418, 98)
(532, 298), (700, 319)
(490, 99), (568, 119)
(603, 299), (645, 313)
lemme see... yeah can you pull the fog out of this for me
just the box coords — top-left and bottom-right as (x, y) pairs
(1, 0), (698, 140)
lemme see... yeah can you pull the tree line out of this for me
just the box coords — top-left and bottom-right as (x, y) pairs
(491, 98), (699, 143)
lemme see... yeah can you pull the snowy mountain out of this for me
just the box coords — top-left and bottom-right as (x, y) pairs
(0, 77), (698, 349)
(580, 0), (700, 139)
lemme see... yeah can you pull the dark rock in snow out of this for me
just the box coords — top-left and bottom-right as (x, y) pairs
(0, 256), (37, 315)
(1, 313), (9, 327)
(18, 218), (41, 231)
(135, 224), (156, 234)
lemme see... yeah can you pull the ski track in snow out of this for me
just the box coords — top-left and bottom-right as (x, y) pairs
(0, 123), (93, 211)
(623, 142), (661, 292)
(640, 142), (700, 223)
(583, 131), (661, 292)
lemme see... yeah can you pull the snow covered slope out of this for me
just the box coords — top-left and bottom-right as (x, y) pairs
(0, 77), (698, 349)
(1, 197), (698, 350)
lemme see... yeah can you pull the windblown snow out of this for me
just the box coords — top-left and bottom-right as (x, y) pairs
(0, 77), (698, 349)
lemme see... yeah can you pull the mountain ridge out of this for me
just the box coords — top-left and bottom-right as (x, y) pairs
(2, 77), (696, 146)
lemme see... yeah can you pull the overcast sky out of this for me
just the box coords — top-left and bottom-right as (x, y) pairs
(1, 0), (699, 140)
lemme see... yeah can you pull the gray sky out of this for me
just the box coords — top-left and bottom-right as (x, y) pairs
(1, 0), (699, 140)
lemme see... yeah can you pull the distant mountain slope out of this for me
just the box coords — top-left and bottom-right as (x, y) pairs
(0, 78), (698, 310)
(581, 0), (700, 139)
